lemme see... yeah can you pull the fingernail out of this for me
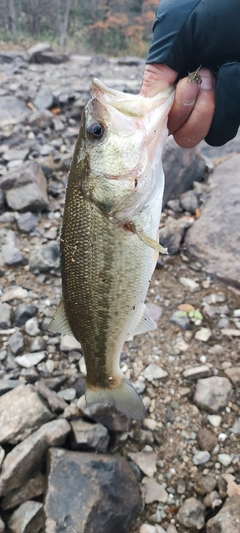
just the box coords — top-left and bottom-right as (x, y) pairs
(183, 80), (199, 106)
(200, 71), (213, 90)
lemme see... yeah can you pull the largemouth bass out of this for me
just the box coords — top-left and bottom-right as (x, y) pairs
(50, 79), (174, 419)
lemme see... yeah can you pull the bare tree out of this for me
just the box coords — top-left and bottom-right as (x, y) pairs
(55, 0), (73, 47)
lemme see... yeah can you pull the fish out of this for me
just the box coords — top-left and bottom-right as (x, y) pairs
(49, 78), (174, 419)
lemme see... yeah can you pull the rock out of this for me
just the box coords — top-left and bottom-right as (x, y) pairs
(0, 419), (70, 496)
(3, 149), (29, 162)
(128, 450), (157, 477)
(208, 415), (222, 427)
(195, 474), (217, 495)
(84, 402), (131, 432)
(171, 311), (190, 330)
(8, 330), (24, 355)
(218, 453), (232, 467)
(0, 96), (30, 126)
(60, 334), (81, 351)
(193, 377), (232, 413)
(33, 88), (54, 110)
(2, 231), (25, 266)
(0, 380), (21, 396)
(141, 363), (168, 381)
(7, 500), (43, 533)
(180, 189), (199, 214)
(27, 42), (52, 57)
(35, 380), (68, 414)
(2, 287), (29, 302)
(142, 477), (168, 504)
(224, 367), (240, 385)
(195, 327), (212, 342)
(167, 198), (183, 212)
(44, 448), (141, 533)
(0, 384), (53, 444)
(193, 450), (211, 465)
(184, 154), (240, 286)
(206, 495), (240, 532)
(177, 497), (205, 530)
(140, 526), (156, 533)
(15, 351), (46, 368)
(28, 109), (53, 129)
(29, 241), (60, 272)
(179, 276), (200, 291)
(14, 304), (38, 326)
(70, 419), (109, 452)
(183, 365), (210, 380)
(159, 217), (192, 255)
(17, 212), (40, 233)
(58, 388), (76, 401)
(0, 303), (12, 328)
(162, 136), (205, 207)
(230, 417), (240, 434)
(2, 473), (46, 510)
(0, 161), (49, 212)
(197, 428), (218, 451)
(24, 317), (40, 336)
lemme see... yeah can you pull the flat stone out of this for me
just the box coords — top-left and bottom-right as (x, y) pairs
(8, 330), (24, 355)
(177, 497), (205, 530)
(224, 367), (240, 385)
(193, 451), (211, 465)
(193, 377), (232, 413)
(218, 454), (232, 467)
(184, 154), (240, 286)
(70, 419), (109, 452)
(195, 327), (212, 342)
(44, 448), (141, 533)
(1, 161), (49, 212)
(0, 96), (31, 126)
(180, 189), (199, 214)
(3, 149), (29, 162)
(15, 351), (45, 368)
(84, 402), (131, 432)
(179, 277), (200, 291)
(0, 384), (53, 444)
(142, 477), (168, 504)
(230, 418), (240, 434)
(58, 388), (76, 401)
(1, 287), (29, 302)
(195, 474), (217, 495)
(197, 428), (218, 451)
(0, 379), (21, 396)
(207, 495), (240, 532)
(128, 451), (157, 477)
(2, 473), (46, 510)
(35, 380), (68, 414)
(14, 304), (38, 326)
(29, 241), (60, 272)
(0, 419), (70, 496)
(33, 88), (54, 110)
(141, 363), (168, 381)
(17, 212), (39, 233)
(7, 500), (43, 533)
(183, 365), (210, 380)
(208, 415), (222, 427)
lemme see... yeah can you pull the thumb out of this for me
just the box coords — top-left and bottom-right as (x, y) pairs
(140, 63), (178, 97)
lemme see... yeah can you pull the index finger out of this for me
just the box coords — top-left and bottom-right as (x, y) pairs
(140, 63), (178, 97)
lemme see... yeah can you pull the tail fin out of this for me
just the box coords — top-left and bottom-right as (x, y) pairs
(85, 376), (146, 420)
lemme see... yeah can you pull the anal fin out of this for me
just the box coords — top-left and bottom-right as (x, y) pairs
(132, 304), (157, 336)
(49, 297), (73, 336)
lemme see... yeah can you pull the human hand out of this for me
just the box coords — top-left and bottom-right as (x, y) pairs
(140, 63), (215, 149)
(142, 0), (240, 147)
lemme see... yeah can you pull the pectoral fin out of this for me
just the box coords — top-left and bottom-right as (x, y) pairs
(136, 230), (168, 254)
(49, 297), (73, 336)
(133, 304), (157, 336)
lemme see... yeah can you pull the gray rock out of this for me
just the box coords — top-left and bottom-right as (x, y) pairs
(29, 241), (60, 272)
(0, 303), (12, 328)
(45, 448), (141, 533)
(27, 42), (52, 56)
(33, 88), (54, 110)
(0, 96), (30, 126)
(195, 474), (217, 495)
(193, 377), (232, 413)
(17, 212), (40, 233)
(197, 427), (218, 451)
(28, 109), (53, 129)
(207, 495), (240, 532)
(167, 198), (183, 213)
(8, 330), (24, 355)
(0, 161), (49, 212)
(180, 189), (199, 214)
(183, 365), (210, 380)
(128, 450), (157, 477)
(177, 497), (205, 530)
(0, 419), (70, 496)
(142, 477), (168, 504)
(193, 450), (211, 465)
(2, 231), (25, 266)
(171, 311), (190, 330)
(36, 380), (68, 414)
(30, 336), (45, 352)
(0, 384), (53, 444)
(84, 402), (131, 432)
(8, 500), (43, 533)
(58, 388), (76, 401)
(162, 136), (205, 207)
(15, 352), (46, 368)
(184, 154), (240, 286)
(0, 380), (21, 396)
(230, 417), (240, 435)
(159, 217), (193, 255)
(70, 419), (109, 452)
(24, 317), (40, 336)
(3, 149), (29, 162)
(2, 473), (46, 510)
(141, 363), (168, 381)
(14, 304), (38, 326)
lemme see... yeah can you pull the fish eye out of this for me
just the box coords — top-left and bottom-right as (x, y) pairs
(87, 122), (105, 141)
